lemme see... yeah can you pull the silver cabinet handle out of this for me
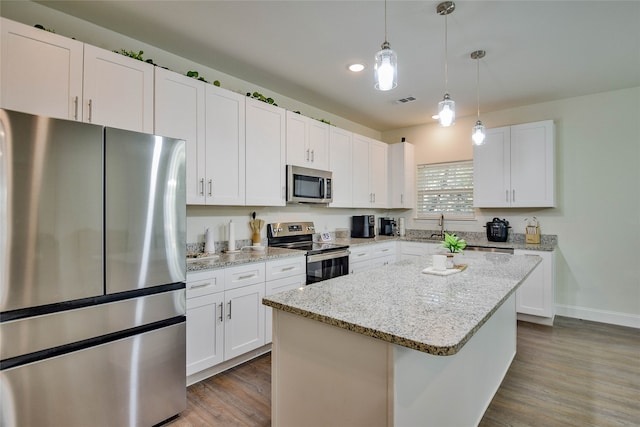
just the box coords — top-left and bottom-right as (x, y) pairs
(281, 266), (295, 272)
(73, 96), (79, 120)
(512, 189), (515, 203)
(208, 179), (213, 196)
(311, 149), (315, 162)
(189, 282), (211, 290)
(306, 149), (310, 161)
(400, 194), (404, 204)
(88, 99), (93, 122)
(200, 178), (205, 196)
(506, 190), (509, 203)
(237, 273), (257, 280)
(218, 302), (223, 322)
(227, 301), (232, 319)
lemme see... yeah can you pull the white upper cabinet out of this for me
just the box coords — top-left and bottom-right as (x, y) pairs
(1, 17), (83, 120)
(285, 111), (329, 170)
(352, 134), (388, 208)
(0, 18), (154, 133)
(474, 120), (555, 208)
(154, 67), (206, 204)
(328, 126), (353, 208)
(83, 44), (154, 133)
(245, 98), (286, 206)
(204, 85), (246, 205)
(388, 141), (415, 209)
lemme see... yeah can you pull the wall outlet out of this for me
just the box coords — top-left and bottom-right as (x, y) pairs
(320, 232), (331, 241)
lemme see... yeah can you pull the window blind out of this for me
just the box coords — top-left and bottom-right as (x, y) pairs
(416, 160), (474, 217)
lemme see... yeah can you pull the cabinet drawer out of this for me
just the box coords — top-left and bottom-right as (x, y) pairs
(370, 242), (397, 259)
(349, 245), (372, 262)
(266, 256), (306, 281)
(186, 269), (225, 299)
(225, 263), (265, 290)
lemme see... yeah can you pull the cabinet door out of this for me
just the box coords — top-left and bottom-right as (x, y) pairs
(1, 18), (83, 120)
(186, 292), (224, 375)
(224, 283), (265, 360)
(370, 139), (388, 208)
(388, 142), (415, 209)
(515, 250), (554, 318)
(352, 134), (371, 207)
(285, 111), (308, 167)
(308, 119), (330, 170)
(510, 120), (555, 207)
(473, 126), (511, 207)
(154, 68), (206, 205)
(328, 127), (353, 207)
(83, 44), (154, 133)
(245, 98), (286, 206)
(205, 85), (246, 205)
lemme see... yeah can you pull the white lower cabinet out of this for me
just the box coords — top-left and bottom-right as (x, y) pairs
(514, 249), (555, 322)
(265, 257), (306, 343)
(186, 263), (266, 376)
(349, 242), (397, 274)
(185, 269), (225, 376)
(399, 241), (442, 261)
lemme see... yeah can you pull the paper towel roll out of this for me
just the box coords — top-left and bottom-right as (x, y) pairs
(398, 217), (406, 236)
(228, 220), (235, 251)
(204, 228), (215, 253)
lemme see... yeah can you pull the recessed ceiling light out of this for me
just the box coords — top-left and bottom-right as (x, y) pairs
(348, 63), (365, 72)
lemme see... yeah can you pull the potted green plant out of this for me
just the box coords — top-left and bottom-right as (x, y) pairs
(441, 232), (467, 268)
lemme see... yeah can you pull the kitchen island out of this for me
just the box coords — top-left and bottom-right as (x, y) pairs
(263, 252), (541, 427)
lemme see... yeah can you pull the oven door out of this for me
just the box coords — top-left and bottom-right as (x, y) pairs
(306, 249), (350, 284)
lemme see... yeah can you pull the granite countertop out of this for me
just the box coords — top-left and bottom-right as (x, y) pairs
(263, 252), (541, 356)
(187, 247), (304, 272)
(333, 235), (556, 251)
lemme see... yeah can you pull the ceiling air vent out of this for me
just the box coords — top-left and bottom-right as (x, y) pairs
(395, 96), (417, 104)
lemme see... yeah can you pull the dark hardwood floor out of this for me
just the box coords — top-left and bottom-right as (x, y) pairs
(167, 317), (639, 426)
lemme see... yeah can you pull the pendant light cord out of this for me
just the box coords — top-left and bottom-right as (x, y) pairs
(384, 0), (388, 43)
(444, 12), (449, 93)
(476, 56), (480, 119)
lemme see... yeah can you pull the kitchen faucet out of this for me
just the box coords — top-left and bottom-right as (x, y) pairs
(430, 214), (445, 239)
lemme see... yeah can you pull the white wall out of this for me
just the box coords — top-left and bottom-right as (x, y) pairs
(383, 87), (640, 327)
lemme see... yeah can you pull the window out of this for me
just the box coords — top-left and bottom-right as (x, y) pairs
(416, 160), (474, 218)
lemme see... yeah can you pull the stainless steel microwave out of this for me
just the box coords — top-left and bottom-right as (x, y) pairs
(286, 165), (333, 204)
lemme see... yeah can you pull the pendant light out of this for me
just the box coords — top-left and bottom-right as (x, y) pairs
(437, 2), (455, 126)
(471, 50), (486, 145)
(374, 0), (397, 91)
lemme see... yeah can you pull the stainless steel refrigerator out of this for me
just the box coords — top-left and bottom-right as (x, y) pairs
(0, 109), (187, 426)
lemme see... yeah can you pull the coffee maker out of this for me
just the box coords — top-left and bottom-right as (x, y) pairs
(351, 215), (375, 238)
(379, 217), (396, 236)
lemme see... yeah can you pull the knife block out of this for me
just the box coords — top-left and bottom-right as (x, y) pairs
(252, 232), (261, 244)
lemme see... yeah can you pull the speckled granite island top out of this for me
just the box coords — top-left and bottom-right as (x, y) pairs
(263, 252), (541, 356)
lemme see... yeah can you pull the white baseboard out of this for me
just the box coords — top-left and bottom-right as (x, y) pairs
(555, 304), (640, 329)
(186, 344), (272, 386)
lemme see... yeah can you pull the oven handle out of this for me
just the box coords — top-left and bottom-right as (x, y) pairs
(307, 249), (351, 263)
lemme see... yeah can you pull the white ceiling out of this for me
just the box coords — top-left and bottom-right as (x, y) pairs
(33, 1), (640, 131)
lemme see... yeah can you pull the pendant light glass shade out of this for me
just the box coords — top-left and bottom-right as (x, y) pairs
(374, 0), (397, 91)
(471, 49), (486, 145)
(472, 120), (486, 145)
(437, 2), (455, 127)
(375, 41), (397, 91)
(438, 93), (456, 127)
